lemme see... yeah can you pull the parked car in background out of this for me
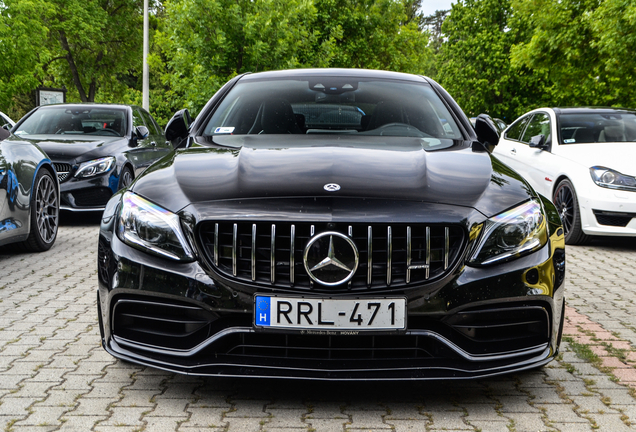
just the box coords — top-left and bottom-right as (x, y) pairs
(494, 107), (636, 244)
(1, 111), (15, 129)
(97, 68), (566, 380)
(12, 104), (171, 211)
(0, 126), (59, 251)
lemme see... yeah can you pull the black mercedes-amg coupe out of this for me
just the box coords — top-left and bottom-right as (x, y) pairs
(12, 104), (171, 212)
(97, 69), (566, 380)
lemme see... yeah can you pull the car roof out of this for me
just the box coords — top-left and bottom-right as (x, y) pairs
(552, 107), (636, 115)
(239, 68), (428, 83)
(36, 103), (135, 111)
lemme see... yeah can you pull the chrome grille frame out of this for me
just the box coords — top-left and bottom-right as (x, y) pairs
(199, 222), (465, 291)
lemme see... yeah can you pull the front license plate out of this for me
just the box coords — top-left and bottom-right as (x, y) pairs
(254, 296), (406, 331)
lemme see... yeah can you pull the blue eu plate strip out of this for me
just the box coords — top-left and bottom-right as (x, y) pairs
(255, 296), (271, 326)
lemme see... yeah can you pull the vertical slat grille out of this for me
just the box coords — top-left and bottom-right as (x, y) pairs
(232, 224), (238, 276)
(290, 225), (296, 285)
(251, 224), (257, 281)
(200, 222), (465, 291)
(367, 226), (373, 287)
(387, 226), (392, 286)
(270, 224), (276, 284)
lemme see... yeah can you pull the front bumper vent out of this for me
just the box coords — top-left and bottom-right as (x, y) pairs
(593, 209), (635, 227)
(112, 298), (215, 350)
(53, 163), (73, 182)
(198, 222), (465, 291)
(69, 187), (113, 207)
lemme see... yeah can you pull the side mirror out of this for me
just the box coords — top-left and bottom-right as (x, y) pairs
(474, 113), (500, 152)
(135, 126), (149, 139)
(529, 134), (546, 148)
(165, 109), (192, 146)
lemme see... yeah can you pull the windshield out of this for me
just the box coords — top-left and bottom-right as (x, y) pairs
(15, 106), (128, 138)
(560, 112), (636, 144)
(203, 77), (463, 144)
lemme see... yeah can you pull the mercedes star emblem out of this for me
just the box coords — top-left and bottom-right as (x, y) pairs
(303, 231), (359, 286)
(324, 183), (341, 192)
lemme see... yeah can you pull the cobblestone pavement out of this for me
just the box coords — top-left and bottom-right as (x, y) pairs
(2, 214), (636, 432)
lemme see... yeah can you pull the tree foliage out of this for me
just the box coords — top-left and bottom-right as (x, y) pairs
(510, 0), (606, 106)
(436, 0), (547, 120)
(153, 0), (433, 118)
(5, 0), (636, 125)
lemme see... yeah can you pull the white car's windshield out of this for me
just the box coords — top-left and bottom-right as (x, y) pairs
(560, 112), (636, 144)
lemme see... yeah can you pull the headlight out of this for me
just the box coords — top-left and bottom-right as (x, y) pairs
(468, 200), (548, 265)
(75, 157), (116, 178)
(116, 192), (195, 261)
(590, 166), (636, 191)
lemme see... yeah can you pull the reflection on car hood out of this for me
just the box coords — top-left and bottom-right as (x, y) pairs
(8, 134), (126, 162)
(557, 143), (636, 174)
(132, 136), (534, 217)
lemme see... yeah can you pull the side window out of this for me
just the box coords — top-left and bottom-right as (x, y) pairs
(504, 115), (531, 141)
(140, 109), (160, 136)
(132, 109), (145, 129)
(521, 113), (551, 144)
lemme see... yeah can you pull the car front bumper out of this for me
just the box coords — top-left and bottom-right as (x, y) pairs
(97, 219), (566, 380)
(59, 171), (120, 212)
(579, 187), (636, 236)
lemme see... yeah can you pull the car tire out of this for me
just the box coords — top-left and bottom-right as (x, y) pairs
(553, 179), (590, 245)
(118, 166), (134, 191)
(20, 168), (59, 252)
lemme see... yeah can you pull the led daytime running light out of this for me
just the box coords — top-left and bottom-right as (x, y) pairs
(75, 157), (116, 178)
(117, 192), (194, 261)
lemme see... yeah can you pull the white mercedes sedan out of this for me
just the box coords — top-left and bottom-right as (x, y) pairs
(494, 107), (636, 244)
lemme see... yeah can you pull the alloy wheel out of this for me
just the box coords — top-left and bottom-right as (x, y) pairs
(120, 168), (134, 190)
(35, 173), (59, 244)
(554, 183), (574, 235)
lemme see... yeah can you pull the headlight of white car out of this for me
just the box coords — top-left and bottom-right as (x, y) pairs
(468, 199), (548, 265)
(75, 156), (116, 178)
(116, 192), (195, 261)
(590, 166), (636, 192)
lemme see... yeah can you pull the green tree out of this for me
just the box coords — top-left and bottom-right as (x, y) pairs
(312, 0), (432, 73)
(0, 0), (52, 113)
(436, 0), (547, 120)
(154, 0), (328, 115)
(588, 0), (636, 106)
(45, 0), (145, 103)
(155, 0), (434, 117)
(0, 0), (146, 118)
(510, 0), (606, 106)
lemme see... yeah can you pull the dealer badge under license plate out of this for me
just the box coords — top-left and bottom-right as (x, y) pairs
(254, 296), (406, 332)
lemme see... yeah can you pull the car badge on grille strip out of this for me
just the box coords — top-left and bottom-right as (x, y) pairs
(324, 183), (341, 192)
(303, 231), (359, 286)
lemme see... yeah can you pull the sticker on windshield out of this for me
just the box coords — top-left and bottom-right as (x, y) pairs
(214, 127), (235, 134)
(563, 138), (575, 143)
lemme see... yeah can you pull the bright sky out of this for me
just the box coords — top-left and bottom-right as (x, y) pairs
(419, 0), (455, 16)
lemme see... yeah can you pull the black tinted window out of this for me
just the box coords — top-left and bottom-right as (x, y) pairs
(15, 107), (127, 137)
(140, 109), (160, 135)
(504, 115), (531, 141)
(560, 112), (636, 144)
(521, 113), (551, 144)
(203, 77), (463, 144)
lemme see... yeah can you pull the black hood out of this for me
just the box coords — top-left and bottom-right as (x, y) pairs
(9, 134), (127, 163)
(132, 136), (533, 217)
